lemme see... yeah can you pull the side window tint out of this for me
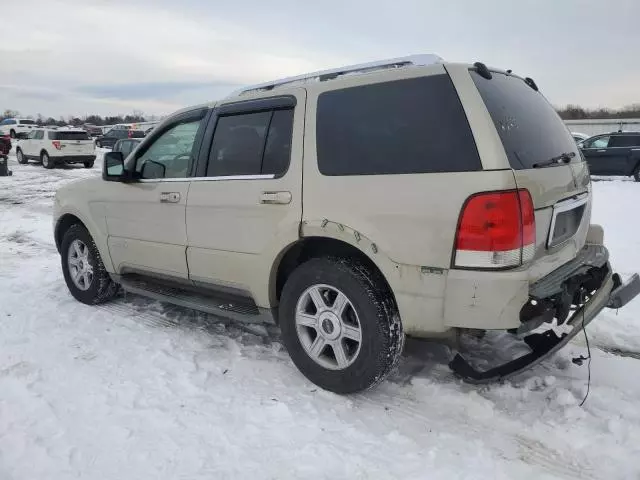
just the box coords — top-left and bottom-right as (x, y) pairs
(136, 119), (203, 179)
(609, 135), (640, 148)
(207, 112), (271, 177)
(35, 130), (44, 140)
(316, 75), (482, 175)
(263, 109), (294, 176)
(48, 132), (55, 140)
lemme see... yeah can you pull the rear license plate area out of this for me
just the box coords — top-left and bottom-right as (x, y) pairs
(548, 195), (588, 248)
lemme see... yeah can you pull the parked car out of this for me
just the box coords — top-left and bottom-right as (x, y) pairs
(83, 124), (103, 137)
(0, 118), (37, 138)
(579, 132), (640, 180)
(16, 128), (96, 169)
(571, 132), (589, 143)
(112, 138), (142, 159)
(95, 128), (145, 149)
(52, 55), (639, 393)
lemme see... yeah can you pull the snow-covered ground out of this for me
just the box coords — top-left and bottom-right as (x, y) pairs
(1, 151), (639, 479)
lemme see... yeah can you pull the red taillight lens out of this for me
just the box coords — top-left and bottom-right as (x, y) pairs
(454, 189), (536, 269)
(52, 140), (62, 150)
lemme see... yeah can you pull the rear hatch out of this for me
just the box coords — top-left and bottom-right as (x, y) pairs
(51, 131), (95, 155)
(469, 70), (591, 279)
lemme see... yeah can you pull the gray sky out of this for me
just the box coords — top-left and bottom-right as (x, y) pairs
(2, 0), (639, 118)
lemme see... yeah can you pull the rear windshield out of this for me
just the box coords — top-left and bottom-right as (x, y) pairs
(129, 130), (145, 138)
(471, 71), (579, 170)
(316, 75), (481, 175)
(49, 131), (91, 140)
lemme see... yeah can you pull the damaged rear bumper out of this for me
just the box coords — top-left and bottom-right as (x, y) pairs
(450, 245), (640, 384)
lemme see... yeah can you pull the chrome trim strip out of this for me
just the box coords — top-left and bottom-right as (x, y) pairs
(547, 193), (589, 248)
(138, 174), (275, 183)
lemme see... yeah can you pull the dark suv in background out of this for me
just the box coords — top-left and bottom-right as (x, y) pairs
(95, 128), (145, 148)
(580, 132), (640, 180)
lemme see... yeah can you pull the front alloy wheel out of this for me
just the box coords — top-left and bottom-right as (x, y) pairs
(67, 239), (94, 291)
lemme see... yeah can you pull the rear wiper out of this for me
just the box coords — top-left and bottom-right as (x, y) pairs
(533, 151), (576, 169)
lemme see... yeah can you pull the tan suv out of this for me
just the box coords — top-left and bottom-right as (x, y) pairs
(53, 55), (639, 393)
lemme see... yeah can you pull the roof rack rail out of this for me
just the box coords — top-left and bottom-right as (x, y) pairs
(230, 54), (444, 97)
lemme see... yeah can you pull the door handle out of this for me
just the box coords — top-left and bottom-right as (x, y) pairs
(597, 149), (606, 153)
(260, 191), (292, 205)
(160, 192), (181, 203)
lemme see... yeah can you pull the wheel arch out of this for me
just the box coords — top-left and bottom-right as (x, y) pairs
(54, 213), (85, 253)
(271, 234), (398, 315)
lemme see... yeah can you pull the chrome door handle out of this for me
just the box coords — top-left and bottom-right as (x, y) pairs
(260, 191), (292, 205)
(160, 192), (181, 203)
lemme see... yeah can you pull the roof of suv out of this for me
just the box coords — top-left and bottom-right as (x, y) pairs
(226, 54), (448, 100)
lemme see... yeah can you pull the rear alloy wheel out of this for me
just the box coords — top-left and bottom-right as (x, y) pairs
(41, 151), (54, 169)
(280, 257), (404, 394)
(16, 149), (27, 164)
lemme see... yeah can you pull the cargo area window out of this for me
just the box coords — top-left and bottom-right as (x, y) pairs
(315, 75), (481, 176)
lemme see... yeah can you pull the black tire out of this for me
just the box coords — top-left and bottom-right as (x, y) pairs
(9, 130), (16, 139)
(16, 148), (27, 164)
(60, 223), (118, 305)
(41, 151), (54, 169)
(634, 169), (640, 182)
(84, 161), (94, 169)
(279, 257), (404, 394)
(96, 140), (102, 148)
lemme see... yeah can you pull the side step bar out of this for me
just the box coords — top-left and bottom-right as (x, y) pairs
(115, 275), (275, 325)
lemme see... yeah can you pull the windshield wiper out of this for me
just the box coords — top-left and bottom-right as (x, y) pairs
(533, 151), (575, 169)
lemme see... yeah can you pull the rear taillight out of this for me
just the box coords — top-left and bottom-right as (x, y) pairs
(454, 189), (535, 269)
(52, 140), (62, 150)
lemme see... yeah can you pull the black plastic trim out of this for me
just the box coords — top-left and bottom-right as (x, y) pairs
(218, 95), (296, 115)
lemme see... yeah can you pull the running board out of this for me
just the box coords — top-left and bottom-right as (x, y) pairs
(115, 275), (275, 325)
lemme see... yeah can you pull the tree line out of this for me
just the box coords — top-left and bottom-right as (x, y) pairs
(1, 109), (159, 126)
(554, 104), (640, 120)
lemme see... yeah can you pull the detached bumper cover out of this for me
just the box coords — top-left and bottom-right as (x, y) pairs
(450, 249), (640, 384)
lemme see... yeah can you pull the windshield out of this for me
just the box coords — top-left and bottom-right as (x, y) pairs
(471, 71), (579, 170)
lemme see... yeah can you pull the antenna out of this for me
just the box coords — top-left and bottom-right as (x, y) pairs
(230, 54), (444, 97)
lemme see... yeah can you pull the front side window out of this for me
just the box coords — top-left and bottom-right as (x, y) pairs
(136, 119), (202, 179)
(28, 131), (37, 140)
(206, 108), (294, 177)
(585, 136), (610, 149)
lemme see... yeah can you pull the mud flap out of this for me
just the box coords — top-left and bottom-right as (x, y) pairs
(450, 270), (628, 384)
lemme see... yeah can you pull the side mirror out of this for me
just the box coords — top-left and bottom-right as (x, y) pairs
(140, 159), (166, 179)
(102, 151), (125, 181)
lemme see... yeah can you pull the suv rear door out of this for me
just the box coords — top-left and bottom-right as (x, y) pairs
(50, 130), (95, 155)
(608, 134), (640, 175)
(185, 92), (304, 305)
(463, 68), (590, 277)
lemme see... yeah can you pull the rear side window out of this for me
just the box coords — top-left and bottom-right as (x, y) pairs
(50, 131), (90, 141)
(609, 135), (640, 148)
(471, 71), (579, 170)
(206, 109), (294, 177)
(316, 75), (481, 175)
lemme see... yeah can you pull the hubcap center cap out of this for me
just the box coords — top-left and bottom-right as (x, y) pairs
(318, 312), (341, 340)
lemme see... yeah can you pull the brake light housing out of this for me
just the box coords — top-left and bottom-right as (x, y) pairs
(454, 189), (535, 269)
(52, 140), (63, 150)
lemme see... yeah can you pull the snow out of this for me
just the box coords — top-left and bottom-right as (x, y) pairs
(1, 151), (640, 479)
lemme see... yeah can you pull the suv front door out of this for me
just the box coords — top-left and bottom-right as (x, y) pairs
(23, 130), (44, 158)
(185, 92), (304, 305)
(580, 134), (627, 175)
(104, 109), (208, 280)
